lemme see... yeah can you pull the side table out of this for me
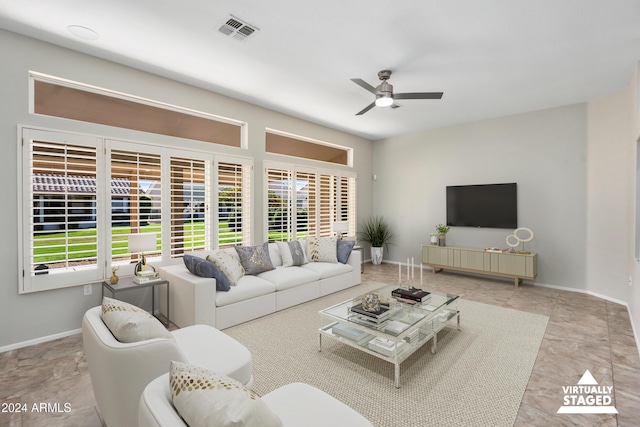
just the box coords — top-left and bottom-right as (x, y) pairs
(102, 277), (170, 327)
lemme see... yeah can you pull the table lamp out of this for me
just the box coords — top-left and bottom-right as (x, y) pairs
(332, 221), (349, 240)
(128, 233), (157, 277)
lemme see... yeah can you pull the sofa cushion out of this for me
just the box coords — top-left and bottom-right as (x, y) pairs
(276, 241), (309, 267)
(235, 243), (275, 275)
(172, 325), (253, 386)
(207, 250), (245, 286)
(257, 266), (320, 291)
(336, 239), (356, 264)
(302, 261), (353, 279)
(215, 275), (277, 307)
(101, 297), (173, 343)
(170, 361), (282, 427)
(183, 254), (231, 291)
(268, 243), (283, 267)
(306, 236), (338, 263)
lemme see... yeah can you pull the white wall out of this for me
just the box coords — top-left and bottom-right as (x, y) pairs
(587, 77), (635, 303)
(0, 30), (373, 348)
(372, 104), (588, 289)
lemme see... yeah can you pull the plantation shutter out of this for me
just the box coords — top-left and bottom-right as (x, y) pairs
(295, 170), (316, 238)
(21, 129), (103, 293)
(318, 173), (334, 237)
(109, 148), (162, 265)
(218, 161), (251, 248)
(170, 157), (209, 257)
(29, 141), (99, 271)
(337, 175), (357, 237)
(266, 167), (293, 242)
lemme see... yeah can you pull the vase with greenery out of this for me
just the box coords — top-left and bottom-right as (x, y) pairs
(358, 216), (395, 264)
(436, 224), (450, 247)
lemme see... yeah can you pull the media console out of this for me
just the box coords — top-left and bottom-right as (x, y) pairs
(422, 245), (537, 287)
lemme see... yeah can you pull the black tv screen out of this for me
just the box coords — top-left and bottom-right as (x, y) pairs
(446, 183), (517, 229)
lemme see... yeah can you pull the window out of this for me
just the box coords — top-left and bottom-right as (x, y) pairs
(21, 129), (103, 292)
(217, 160), (252, 248)
(109, 144), (163, 266)
(265, 162), (356, 242)
(32, 73), (244, 147)
(265, 129), (351, 166)
(170, 156), (210, 257)
(20, 127), (252, 293)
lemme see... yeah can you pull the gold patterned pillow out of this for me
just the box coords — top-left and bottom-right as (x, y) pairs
(101, 297), (173, 343)
(207, 250), (245, 286)
(170, 361), (282, 427)
(306, 236), (338, 263)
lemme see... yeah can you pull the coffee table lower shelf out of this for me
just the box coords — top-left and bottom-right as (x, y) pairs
(318, 309), (460, 388)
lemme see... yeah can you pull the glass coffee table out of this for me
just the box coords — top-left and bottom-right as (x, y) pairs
(318, 285), (459, 388)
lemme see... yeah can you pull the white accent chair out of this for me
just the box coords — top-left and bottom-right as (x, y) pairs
(138, 374), (375, 427)
(82, 306), (253, 427)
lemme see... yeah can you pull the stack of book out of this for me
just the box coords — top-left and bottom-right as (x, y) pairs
(384, 320), (409, 335)
(368, 338), (405, 357)
(391, 288), (431, 303)
(404, 329), (422, 343)
(133, 270), (159, 284)
(331, 323), (375, 345)
(348, 303), (391, 325)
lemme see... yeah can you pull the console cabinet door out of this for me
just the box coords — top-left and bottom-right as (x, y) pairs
(424, 246), (449, 265)
(458, 250), (485, 271)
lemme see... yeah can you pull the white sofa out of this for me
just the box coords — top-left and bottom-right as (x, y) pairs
(139, 374), (374, 427)
(159, 242), (361, 330)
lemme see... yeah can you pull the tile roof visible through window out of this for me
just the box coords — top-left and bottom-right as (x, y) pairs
(32, 174), (130, 195)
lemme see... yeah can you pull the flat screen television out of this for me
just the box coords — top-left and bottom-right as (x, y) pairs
(446, 183), (517, 229)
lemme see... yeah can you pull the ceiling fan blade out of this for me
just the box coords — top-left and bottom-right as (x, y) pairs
(394, 92), (444, 100)
(355, 102), (376, 116)
(351, 78), (380, 95)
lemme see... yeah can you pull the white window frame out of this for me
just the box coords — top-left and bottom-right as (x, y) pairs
(19, 128), (106, 293)
(19, 126), (253, 293)
(263, 160), (356, 242)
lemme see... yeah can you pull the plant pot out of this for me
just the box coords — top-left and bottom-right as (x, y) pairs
(371, 247), (384, 265)
(438, 235), (446, 247)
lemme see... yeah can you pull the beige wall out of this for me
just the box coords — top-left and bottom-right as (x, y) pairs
(0, 29), (373, 348)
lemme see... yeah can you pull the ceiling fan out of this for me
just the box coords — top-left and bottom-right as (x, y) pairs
(351, 70), (443, 116)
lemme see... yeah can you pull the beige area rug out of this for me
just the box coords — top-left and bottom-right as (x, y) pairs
(226, 281), (548, 427)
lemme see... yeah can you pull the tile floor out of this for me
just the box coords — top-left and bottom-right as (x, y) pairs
(1, 263), (639, 426)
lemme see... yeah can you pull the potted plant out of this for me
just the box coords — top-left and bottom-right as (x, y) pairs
(358, 216), (395, 265)
(436, 224), (450, 247)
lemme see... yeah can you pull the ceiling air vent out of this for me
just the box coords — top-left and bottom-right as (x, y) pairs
(219, 15), (259, 41)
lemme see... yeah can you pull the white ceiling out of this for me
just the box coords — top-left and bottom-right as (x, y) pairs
(1, 0), (640, 140)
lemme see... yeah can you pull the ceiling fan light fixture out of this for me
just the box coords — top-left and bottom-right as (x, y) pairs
(375, 96), (394, 107)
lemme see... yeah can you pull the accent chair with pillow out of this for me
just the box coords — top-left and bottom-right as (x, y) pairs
(82, 298), (253, 427)
(138, 363), (374, 427)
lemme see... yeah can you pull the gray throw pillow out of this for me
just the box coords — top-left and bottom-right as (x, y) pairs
(337, 239), (356, 264)
(234, 243), (275, 275)
(276, 241), (308, 267)
(183, 254), (231, 291)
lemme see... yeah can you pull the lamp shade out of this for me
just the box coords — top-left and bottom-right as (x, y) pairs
(128, 233), (157, 253)
(332, 221), (349, 234)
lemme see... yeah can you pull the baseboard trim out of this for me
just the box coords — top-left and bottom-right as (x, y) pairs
(0, 328), (82, 354)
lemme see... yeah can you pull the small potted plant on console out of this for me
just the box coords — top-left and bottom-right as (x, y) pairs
(436, 224), (450, 247)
